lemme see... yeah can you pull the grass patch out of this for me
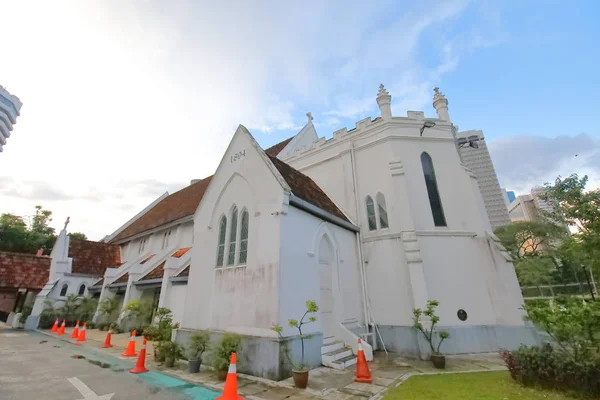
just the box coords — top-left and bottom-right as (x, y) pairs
(383, 371), (577, 400)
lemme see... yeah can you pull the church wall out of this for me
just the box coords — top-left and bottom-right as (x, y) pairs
(164, 283), (187, 326)
(279, 206), (363, 338)
(118, 221), (194, 264)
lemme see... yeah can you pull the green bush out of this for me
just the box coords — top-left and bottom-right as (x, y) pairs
(186, 331), (210, 361)
(211, 333), (241, 372)
(501, 345), (600, 398)
(18, 306), (32, 325)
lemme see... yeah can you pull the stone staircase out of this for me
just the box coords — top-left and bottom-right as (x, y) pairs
(321, 336), (357, 370)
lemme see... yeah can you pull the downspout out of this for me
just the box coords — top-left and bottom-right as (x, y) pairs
(350, 141), (371, 331)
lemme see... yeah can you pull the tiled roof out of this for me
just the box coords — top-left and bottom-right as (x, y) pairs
(176, 265), (190, 277)
(139, 261), (165, 281)
(140, 254), (155, 264)
(90, 277), (103, 287)
(109, 176), (213, 243)
(265, 137), (294, 157)
(70, 239), (121, 276)
(0, 251), (50, 290)
(172, 247), (191, 258)
(112, 272), (129, 284)
(268, 155), (348, 221)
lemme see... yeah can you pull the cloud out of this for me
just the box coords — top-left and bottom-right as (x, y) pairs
(488, 133), (600, 194)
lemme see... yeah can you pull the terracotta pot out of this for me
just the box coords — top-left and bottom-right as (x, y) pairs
(292, 370), (309, 389)
(431, 354), (446, 369)
(217, 369), (228, 381)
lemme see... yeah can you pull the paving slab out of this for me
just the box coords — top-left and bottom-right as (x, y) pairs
(343, 382), (386, 396)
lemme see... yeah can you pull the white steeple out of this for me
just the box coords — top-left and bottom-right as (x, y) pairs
(376, 84), (392, 120)
(433, 87), (450, 122)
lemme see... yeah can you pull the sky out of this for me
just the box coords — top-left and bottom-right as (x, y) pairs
(1, 0), (599, 240)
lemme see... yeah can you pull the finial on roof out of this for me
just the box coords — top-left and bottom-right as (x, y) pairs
(306, 112), (313, 122)
(432, 87), (450, 121)
(433, 87), (446, 101)
(378, 84), (389, 96)
(63, 216), (70, 231)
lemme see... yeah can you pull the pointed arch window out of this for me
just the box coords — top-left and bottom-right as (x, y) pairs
(366, 196), (377, 231)
(60, 284), (68, 297)
(227, 206), (238, 266)
(376, 193), (389, 229)
(421, 152), (447, 227)
(216, 216), (227, 267)
(239, 209), (249, 264)
(78, 284), (86, 296)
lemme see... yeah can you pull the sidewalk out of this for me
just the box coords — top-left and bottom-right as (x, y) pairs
(38, 327), (507, 400)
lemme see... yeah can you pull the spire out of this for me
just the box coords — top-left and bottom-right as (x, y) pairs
(306, 112), (313, 123)
(432, 87), (450, 121)
(376, 84), (392, 119)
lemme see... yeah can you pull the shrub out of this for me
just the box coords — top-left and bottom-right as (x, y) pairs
(211, 333), (241, 372)
(18, 306), (32, 325)
(186, 331), (210, 361)
(501, 344), (600, 398)
(413, 300), (450, 355)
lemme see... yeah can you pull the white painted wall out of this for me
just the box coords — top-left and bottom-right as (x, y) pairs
(49, 276), (98, 300)
(182, 126), (286, 337)
(119, 221), (194, 263)
(279, 206), (362, 337)
(164, 284), (187, 325)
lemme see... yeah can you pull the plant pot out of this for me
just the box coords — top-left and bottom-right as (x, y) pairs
(164, 356), (175, 368)
(431, 354), (446, 369)
(217, 369), (228, 381)
(188, 360), (201, 373)
(292, 370), (309, 389)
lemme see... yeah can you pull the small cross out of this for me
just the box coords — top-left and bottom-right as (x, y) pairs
(306, 112), (313, 122)
(64, 216), (70, 231)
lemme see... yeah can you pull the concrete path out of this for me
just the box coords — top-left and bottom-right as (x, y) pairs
(36, 327), (507, 400)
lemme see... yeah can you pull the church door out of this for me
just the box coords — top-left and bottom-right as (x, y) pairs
(319, 235), (335, 338)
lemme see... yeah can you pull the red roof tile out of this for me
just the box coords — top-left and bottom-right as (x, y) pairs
(172, 247), (191, 258)
(176, 265), (190, 277)
(109, 176), (213, 243)
(140, 261), (165, 281)
(90, 277), (103, 287)
(113, 272), (129, 284)
(69, 239), (121, 276)
(268, 155), (348, 221)
(140, 254), (155, 264)
(265, 137), (294, 157)
(0, 251), (50, 290)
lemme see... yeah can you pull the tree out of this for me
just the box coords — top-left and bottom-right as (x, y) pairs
(68, 232), (88, 240)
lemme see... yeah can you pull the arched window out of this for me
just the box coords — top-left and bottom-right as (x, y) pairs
(239, 209), (249, 264)
(162, 229), (172, 249)
(421, 152), (447, 226)
(366, 196), (377, 231)
(376, 193), (389, 229)
(78, 284), (86, 296)
(216, 216), (227, 267)
(60, 284), (68, 297)
(227, 206), (238, 266)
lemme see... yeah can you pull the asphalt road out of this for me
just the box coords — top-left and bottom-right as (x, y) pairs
(0, 330), (219, 400)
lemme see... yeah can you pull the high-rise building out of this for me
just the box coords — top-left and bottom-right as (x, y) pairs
(0, 85), (23, 152)
(457, 130), (511, 231)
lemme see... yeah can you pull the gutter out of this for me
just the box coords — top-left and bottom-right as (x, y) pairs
(169, 276), (188, 284)
(107, 282), (127, 289)
(133, 278), (163, 287)
(288, 195), (359, 232)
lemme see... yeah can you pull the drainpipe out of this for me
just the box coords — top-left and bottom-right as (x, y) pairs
(350, 141), (371, 330)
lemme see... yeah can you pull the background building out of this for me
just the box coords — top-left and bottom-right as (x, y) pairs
(0, 85), (23, 152)
(508, 187), (553, 223)
(456, 130), (511, 231)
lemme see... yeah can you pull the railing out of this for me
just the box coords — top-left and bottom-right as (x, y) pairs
(521, 282), (598, 299)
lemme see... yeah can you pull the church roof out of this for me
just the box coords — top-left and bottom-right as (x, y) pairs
(139, 261), (166, 281)
(268, 155), (348, 221)
(0, 251), (50, 290)
(109, 176), (213, 243)
(69, 239), (121, 276)
(265, 137), (294, 157)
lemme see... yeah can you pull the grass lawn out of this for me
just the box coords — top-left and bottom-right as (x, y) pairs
(383, 371), (576, 400)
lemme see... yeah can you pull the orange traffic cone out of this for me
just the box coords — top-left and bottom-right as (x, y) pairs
(216, 352), (243, 400)
(57, 320), (66, 335)
(77, 323), (87, 342)
(354, 339), (373, 383)
(130, 338), (149, 374)
(122, 330), (137, 357)
(70, 321), (80, 339)
(102, 330), (113, 348)
(50, 318), (59, 333)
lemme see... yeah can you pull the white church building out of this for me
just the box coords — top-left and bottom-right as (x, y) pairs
(28, 86), (538, 379)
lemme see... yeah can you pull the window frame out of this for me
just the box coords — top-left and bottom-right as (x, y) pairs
(216, 215), (227, 267)
(77, 284), (86, 296)
(365, 195), (377, 231)
(421, 152), (447, 227)
(238, 208), (249, 265)
(227, 206), (238, 266)
(376, 192), (389, 229)
(59, 283), (68, 297)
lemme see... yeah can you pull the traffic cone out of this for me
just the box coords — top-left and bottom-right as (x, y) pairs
(57, 320), (66, 335)
(130, 338), (149, 374)
(354, 339), (373, 383)
(50, 318), (59, 333)
(77, 323), (87, 342)
(122, 330), (137, 357)
(216, 352), (243, 400)
(101, 330), (113, 348)
(70, 321), (80, 339)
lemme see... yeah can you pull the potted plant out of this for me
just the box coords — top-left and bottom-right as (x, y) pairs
(413, 300), (450, 369)
(211, 333), (241, 381)
(161, 340), (183, 367)
(271, 300), (318, 389)
(186, 331), (210, 373)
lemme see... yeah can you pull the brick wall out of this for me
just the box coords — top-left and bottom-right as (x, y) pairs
(0, 251), (50, 290)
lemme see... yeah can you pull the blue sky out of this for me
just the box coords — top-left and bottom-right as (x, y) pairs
(1, 0), (598, 239)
